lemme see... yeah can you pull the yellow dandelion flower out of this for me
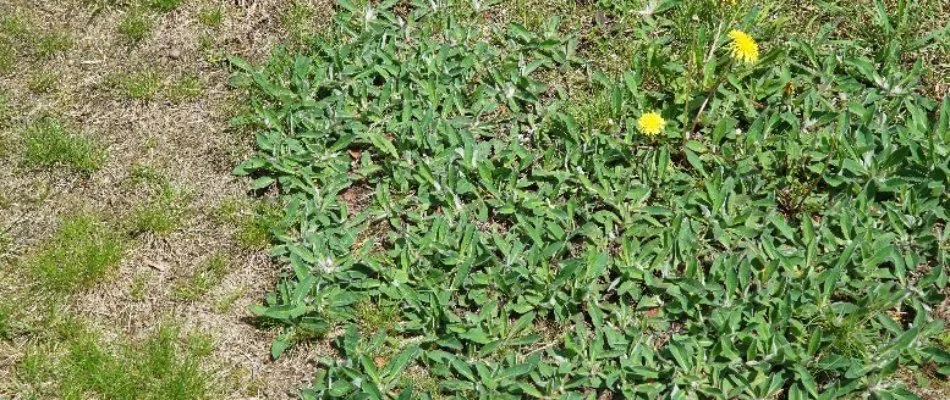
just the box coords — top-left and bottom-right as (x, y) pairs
(728, 29), (759, 65)
(637, 112), (665, 136)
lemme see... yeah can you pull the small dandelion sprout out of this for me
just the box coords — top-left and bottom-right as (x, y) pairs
(317, 257), (338, 274)
(637, 0), (658, 16)
(364, 7), (376, 23)
(637, 112), (666, 136)
(728, 30), (759, 65)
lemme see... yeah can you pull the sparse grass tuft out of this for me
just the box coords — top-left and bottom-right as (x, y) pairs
(27, 72), (58, 94)
(173, 253), (229, 301)
(197, 33), (224, 63)
(25, 214), (124, 292)
(235, 201), (282, 249)
(0, 297), (17, 340)
(185, 331), (216, 358)
(397, 368), (441, 397)
(79, 0), (130, 8)
(128, 163), (166, 186)
(22, 117), (105, 173)
(0, 92), (10, 125)
(212, 287), (246, 314)
(210, 196), (244, 222)
(938, 330), (950, 351)
(280, 1), (316, 43)
(130, 271), (151, 301)
(0, 230), (12, 261)
(111, 70), (201, 102)
(0, 45), (14, 75)
(1, 16), (72, 67)
(18, 323), (217, 400)
(130, 184), (190, 236)
(167, 74), (203, 103)
(0, 15), (29, 56)
(113, 69), (161, 101)
(228, 367), (268, 397)
(0, 16), (23, 73)
(354, 300), (399, 334)
(0, 94), (11, 156)
(35, 30), (73, 58)
(148, 0), (184, 13)
(18, 344), (56, 385)
(210, 197), (282, 249)
(197, 6), (224, 28)
(35, 305), (89, 344)
(0, 15), (28, 39)
(119, 8), (153, 44)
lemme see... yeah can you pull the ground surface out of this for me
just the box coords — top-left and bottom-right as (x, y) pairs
(0, 1), (331, 398)
(1, 0), (950, 399)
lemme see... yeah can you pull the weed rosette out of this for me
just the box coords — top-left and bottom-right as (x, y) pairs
(232, 0), (950, 398)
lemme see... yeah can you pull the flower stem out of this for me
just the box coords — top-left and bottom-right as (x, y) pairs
(687, 59), (732, 141)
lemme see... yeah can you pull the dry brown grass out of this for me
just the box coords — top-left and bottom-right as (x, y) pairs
(0, 0), (332, 398)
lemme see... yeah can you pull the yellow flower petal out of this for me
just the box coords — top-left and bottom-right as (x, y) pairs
(728, 29), (759, 65)
(637, 112), (665, 136)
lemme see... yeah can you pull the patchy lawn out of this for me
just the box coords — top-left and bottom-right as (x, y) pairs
(2, 0), (949, 399)
(0, 0), (332, 398)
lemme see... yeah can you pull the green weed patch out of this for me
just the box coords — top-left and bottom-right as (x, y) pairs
(233, 1), (950, 398)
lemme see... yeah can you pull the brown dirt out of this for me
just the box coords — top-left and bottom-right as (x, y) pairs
(0, 0), (333, 398)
